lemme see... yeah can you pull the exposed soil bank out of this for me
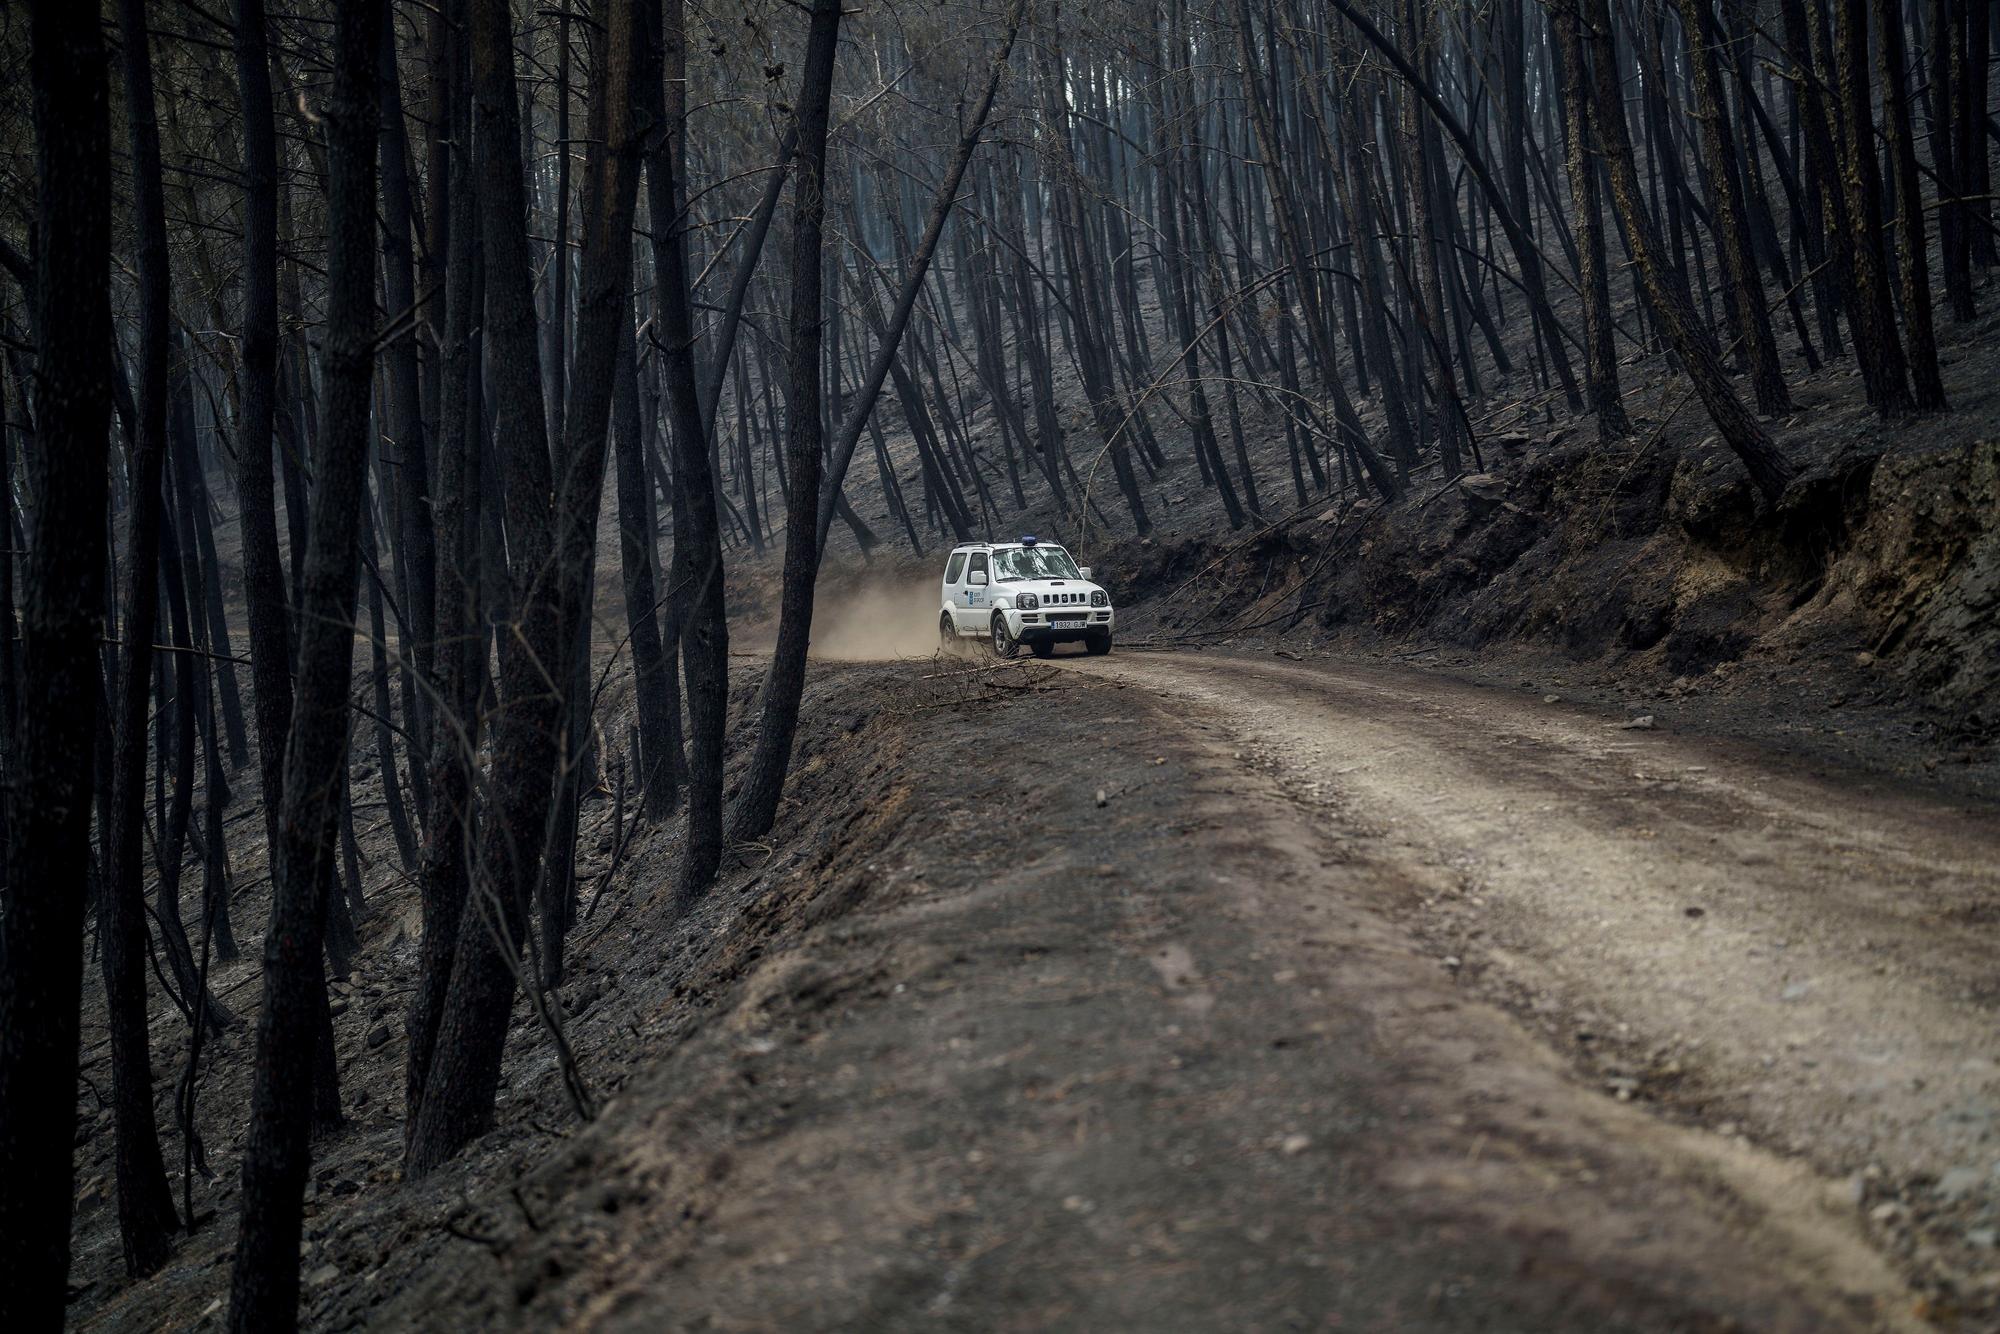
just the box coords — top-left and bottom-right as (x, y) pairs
(1097, 435), (1999, 794)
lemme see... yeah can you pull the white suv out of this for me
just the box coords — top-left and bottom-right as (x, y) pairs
(938, 537), (1114, 658)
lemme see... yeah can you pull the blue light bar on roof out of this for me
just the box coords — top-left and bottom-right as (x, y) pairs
(1019, 534), (1039, 546)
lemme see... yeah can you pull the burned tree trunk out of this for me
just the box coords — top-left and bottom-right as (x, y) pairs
(377, 0), (438, 796)
(1239, 0), (1400, 501)
(405, 0), (561, 1174)
(101, 0), (185, 1276)
(226, 2), (383, 1325)
(1874, 1), (1947, 411)
(1832, 0), (1914, 414)
(640, 0), (732, 903)
(1676, 0), (1790, 414)
(814, 6), (1027, 553)
(406, 0), (479, 1137)
(233, 0), (300, 861)
(0, 4), (113, 1322)
(614, 323), (676, 819)
(1552, 0), (1630, 437)
(729, 0), (844, 843)
(407, 0), (640, 1169)
(1577, 0), (1795, 501)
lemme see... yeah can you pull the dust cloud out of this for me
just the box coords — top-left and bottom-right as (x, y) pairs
(809, 574), (943, 660)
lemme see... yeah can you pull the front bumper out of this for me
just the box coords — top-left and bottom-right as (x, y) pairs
(1006, 606), (1114, 642)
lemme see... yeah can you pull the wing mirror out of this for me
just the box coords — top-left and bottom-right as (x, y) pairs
(968, 569), (989, 587)
(1078, 566), (1093, 580)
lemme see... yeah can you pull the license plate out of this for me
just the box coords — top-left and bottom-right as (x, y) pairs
(1052, 617), (1085, 628)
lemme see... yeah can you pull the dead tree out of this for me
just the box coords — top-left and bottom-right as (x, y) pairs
(1242, 0), (1401, 500)
(643, 0), (733, 904)
(404, 0), (563, 1176)
(226, 2), (383, 1324)
(101, 0), (185, 1277)
(1676, 0), (1790, 414)
(406, 0), (640, 1170)
(376, 0), (438, 799)
(406, 0), (479, 1138)
(1577, 0), (1795, 501)
(1832, 0), (1914, 414)
(1874, 0), (1947, 411)
(728, 0), (845, 843)
(0, 4), (114, 1324)
(232, 0), (300, 868)
(1551, 0), (1630, 437)
(815, 9), (1029, 554)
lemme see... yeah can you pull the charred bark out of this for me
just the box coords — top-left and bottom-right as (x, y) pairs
(226, 2), (383, 1324)
(729, 0), (844, 843)
(99, 0), (185, 1279)
(0, 5), (113, 1322)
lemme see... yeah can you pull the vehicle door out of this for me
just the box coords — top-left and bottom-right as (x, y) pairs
(963, 551), (991, 626)
(942, 552), (967, 632)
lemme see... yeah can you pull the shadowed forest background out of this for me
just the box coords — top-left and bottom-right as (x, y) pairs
(1, 0), (1997, 1328)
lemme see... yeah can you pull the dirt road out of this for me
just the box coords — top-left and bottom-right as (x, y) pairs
(360, 649), (1999, 1331)
(1076, 649), (2000, 1316)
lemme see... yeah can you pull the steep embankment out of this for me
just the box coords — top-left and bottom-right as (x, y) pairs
(1104, 431), (1998, 779)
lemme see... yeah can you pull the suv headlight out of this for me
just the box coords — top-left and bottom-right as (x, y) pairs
(1090, 590), (1107, 607)
(1016, 592), (1039, 610)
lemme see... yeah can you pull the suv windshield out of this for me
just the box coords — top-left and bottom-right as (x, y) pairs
(992, 545), (1081, 581)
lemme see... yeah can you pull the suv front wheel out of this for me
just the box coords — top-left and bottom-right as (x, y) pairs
(990, 613), (1021, 659)
(1084, 629), (1113, 656)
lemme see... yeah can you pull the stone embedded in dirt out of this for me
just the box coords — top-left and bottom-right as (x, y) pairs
(1458, 473), (1509, 510)
(1095, 789), (1108, 808)
(366, 1024), (391, 1049)
(1620, 715), (1657, 730)
(307, 1264), (340, 1287)
(1543, 694), (1562, 705)
(1935, 1166), (1986, 1202)
(1684, 906), (1705, 918)
(1280, 1134), (1311, 1155)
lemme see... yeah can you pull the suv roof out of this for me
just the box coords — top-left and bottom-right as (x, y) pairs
(950, 539), (1065, 553)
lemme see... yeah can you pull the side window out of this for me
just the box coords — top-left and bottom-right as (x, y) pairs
(945, 552), (966, 584)
(968, 553), (989, 582)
